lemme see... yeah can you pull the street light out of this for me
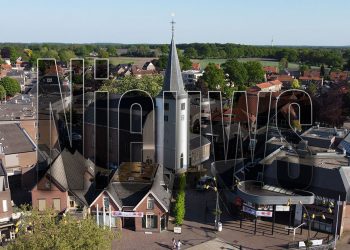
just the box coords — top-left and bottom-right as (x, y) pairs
(204, 176), (221, 231)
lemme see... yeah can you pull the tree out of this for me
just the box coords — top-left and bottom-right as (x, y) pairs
(320, 64), (325, 77)
(100, 75), (163, 97)
(200, 63), (225, 91)
(279, 58), (288, 71)
(299, 64), (310, 76)
(0, 85), (6, 100)
(291, 79), (300, 89)
(0, 77), (21, 96)
(7, 208), (117, 250)
(98, 49), (109, 58)
(307, 82), (317, 96)
(59, 50), (76, 64)
(174, 174), (186, 226)
(243, 61), (265, 85)
(184, 47), (198, 58)
(180, 56), (192, 71)
(107, 46), (117, 56)
(222, 59), (248, 87)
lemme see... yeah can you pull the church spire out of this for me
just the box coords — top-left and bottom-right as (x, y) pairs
(161, 18), (186, 95)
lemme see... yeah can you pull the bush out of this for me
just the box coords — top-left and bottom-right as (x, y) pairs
(174, 191), (185, 226)
(174, 174), (186, 226)
(0, 76), (21, 96)
(0, 85), (5, 100)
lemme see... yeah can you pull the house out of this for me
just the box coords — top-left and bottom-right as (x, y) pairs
(192, 63), (201, 71)
(299, 76), (323, 87)
(142, 62), (156, 71)
(131, 65), (156, 78)
(263, 66), (278, 74)
(0, 160), (15, 239)
(255, 80), (282, 92)
(330, 71), (349, 83)
(276, 75), (294, 87)
(114, 64), (132, 76)
(0, 123), (36, 176)
(89, 162), (173, 232)
(303, 69), (321, 78)
(31, 149), (95, 215)
(182, 70), (203, 86)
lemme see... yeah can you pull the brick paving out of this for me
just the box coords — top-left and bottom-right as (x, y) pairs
(112, 189), (333, 250)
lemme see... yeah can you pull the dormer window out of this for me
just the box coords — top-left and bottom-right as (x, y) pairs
(147, 197), (154, 210)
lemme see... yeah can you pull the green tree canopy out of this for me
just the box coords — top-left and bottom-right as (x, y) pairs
(243, 61), (265, 85)
(59, 50), (76, 64)
(184, 47), (198, 58)
(0, 85), (6, 100)
(278, 58), (288, 71)
(201, 63), (225, 91)
(222, 59), (248, 87)
(100, 75), (163, 97)
(98, 48), (109, 58)
(7, 208), (117, 250)
(291, 79), (300, 89)
(180, 56), (192, 71)
(0, 76), (21, 96)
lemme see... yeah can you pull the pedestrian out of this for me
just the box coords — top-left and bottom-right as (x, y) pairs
(177, 240), (182, 250)
(172, 238), (176, 249)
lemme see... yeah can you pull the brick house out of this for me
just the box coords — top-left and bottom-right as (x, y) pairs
(89, 162), (173, 232)
(31, 149), (95, 214)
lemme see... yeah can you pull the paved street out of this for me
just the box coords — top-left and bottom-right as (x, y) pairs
(113, 189), (333, 250)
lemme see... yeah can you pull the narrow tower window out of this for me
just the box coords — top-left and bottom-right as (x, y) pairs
(130, 103), (142, 133)
(180, 153), (184, 168)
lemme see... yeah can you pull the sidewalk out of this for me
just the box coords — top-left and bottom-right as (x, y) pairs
(187, 238), (238, 250)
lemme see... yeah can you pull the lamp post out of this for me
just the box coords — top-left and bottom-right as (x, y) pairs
(205, 177), (221, 231)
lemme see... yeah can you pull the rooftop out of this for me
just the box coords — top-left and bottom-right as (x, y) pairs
(0, 123), (36, 155)
(111, 162), (158, 183)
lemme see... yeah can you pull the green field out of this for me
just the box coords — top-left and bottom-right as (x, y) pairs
(107, 56), (301, 70)
(192, 58), (300, 69)
(108, 57), (156, 67)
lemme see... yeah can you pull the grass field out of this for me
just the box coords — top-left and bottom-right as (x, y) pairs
(108, 57), (156, 67)
(107, 56), (300, 70)
(192, 58), (300, 69)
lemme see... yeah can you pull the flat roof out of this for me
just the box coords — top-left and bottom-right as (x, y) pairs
(0, 123), (36, 154)
(236, 180), (314, 205)
(301, 126), (348, 140)
(111, 162), (158, 183)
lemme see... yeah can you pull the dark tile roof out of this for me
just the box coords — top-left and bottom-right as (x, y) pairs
(110, 182), (150, 207)
(0, 123), (36, 154)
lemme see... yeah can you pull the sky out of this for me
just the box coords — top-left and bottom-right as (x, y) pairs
(2, 0), (350, 46)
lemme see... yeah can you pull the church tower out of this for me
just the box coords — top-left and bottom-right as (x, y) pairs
(156, 20), (189, 173)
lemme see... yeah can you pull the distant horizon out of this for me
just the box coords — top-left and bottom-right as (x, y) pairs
(2, 0), (350, 46)
(0, 42), (349, 48)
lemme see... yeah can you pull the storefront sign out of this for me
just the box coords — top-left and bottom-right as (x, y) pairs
(276, 205), (290, 212)
(242, 205), (272, 217)
(242, 205), (256, 216)
(111, 211), (144, 217)
(256, 210), (273, 217)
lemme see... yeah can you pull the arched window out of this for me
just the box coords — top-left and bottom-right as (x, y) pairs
(130, 103), (142, 133)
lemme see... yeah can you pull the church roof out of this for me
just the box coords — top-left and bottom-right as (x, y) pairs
(161, 34), (187, 97)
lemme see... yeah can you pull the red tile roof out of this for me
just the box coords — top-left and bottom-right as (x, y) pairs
(263, 66), (278, 74)
(192, 63), (201, 71)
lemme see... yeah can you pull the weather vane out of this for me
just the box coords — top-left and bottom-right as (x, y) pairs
(171, 13), (176, 38)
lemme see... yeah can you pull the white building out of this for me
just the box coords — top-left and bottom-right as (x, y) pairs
(182, 70), (203, 86)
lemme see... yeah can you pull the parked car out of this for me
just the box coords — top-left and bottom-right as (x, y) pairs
(196, 176), (215, 190)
